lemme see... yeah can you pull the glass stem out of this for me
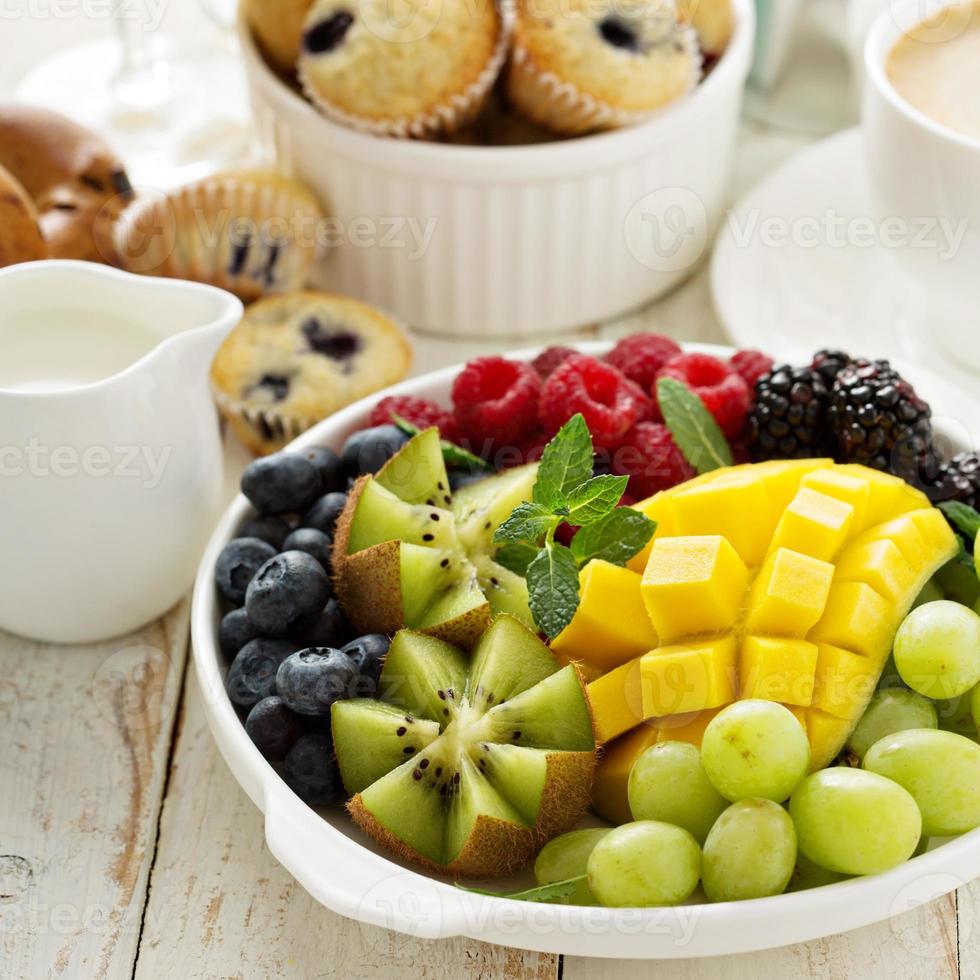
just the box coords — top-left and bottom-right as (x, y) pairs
(110, 0), (171, 120)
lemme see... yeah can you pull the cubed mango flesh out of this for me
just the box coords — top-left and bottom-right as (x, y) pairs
(550, 561), (658, 673)
(834, 538), (917, 604)
(586, 659), (645, 745)
(770, 488), (855, 561)
(739, 635), (817, 705)
(641, 536), (747, 642)
(745, 548), (834, 637)
(800, 468), (870, 532)
(805, 708), (854, 770)
(808, 582), (895, 659)
(591, 725), (659, 825)
(652, 707), (721, 746)
(669, 472), (773, 566)
(811, 643), (878, 718)
(626, 493), (678, 574)
(640, 636), (737, 717)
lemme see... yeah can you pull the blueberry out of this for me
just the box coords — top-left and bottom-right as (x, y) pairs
(299, 446), (344, 494)
(245, 551), (331, 636)
(239, 514), (293, 549)
(448, 468), (486, 493)
(276, 647), (356, 716)
(291, 598), (349, 648)
(219, 607), (261, 658)
(226, 637), (297, 707)
(245, 696), (305, 761)
(341, 424), (409, 478)
(302, 491), (348, 535)
(282, 527), (332, 572)
(284, 733), (344, 806)
(598, 16), (639, 50)
(215, 537), (277, 606)
(241, 452), (323, 515)
(303, 12), (354, 55)
(343, 634), (390, 697)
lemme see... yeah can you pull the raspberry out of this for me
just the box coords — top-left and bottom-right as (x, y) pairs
(452, 356), (541, 451)
(612, 422), (695, 499)
(531, 345), (577, 379)
(369, 395), (459, 442)
(730, 349), (774, 390)
(656, 353), (751, 438)
(605, 333), (682, 391)
(539, 355), (652, 451)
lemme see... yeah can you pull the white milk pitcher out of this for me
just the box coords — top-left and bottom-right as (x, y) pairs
(0, 261), (242, 644)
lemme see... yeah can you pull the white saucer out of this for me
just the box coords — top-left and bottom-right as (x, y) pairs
(710, 128), (980, 427)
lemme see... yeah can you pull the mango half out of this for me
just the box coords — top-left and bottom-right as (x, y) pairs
(558, 461), (958, 822)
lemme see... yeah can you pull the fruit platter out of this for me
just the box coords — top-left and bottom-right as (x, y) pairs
(191, 338), (980, 958)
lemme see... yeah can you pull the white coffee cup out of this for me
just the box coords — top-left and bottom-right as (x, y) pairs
(862, 0), (980, 372)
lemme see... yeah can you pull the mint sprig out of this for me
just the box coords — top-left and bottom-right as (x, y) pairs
(493, 414), (656, 639)
(455, 875), (586, 903)
(657, 376), (733, 473)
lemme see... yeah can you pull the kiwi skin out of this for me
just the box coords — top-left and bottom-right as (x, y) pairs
(333, 475), (491, 651)
(347, 750), (596, 877)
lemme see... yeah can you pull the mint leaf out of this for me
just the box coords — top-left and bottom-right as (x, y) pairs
(455, 875), (586, 903)
(939, 501), (980, 540)
(527, 542), (580, 639)
(493, 501), (556, 544)
(565, 474), (630, 526)
(392, 415), (492, 471)
(494, 541), (540, 576)
(656, 377), (733, 473)
(533, 414), (594, 510)
(571, 507), (656, 567)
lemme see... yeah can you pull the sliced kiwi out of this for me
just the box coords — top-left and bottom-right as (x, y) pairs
(334, 430), (537, 647)
(332, 700), (441, 794)
(336, 615), (596, 877)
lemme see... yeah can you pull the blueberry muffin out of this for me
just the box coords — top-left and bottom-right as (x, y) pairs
(0, 164), (47, 268)
(114, 169), (323, 303)
(678, 0), (733, 57)
(211, 291), (413, 454)
(242, 0), (314, 74)
(297, 0), (513, 138)
(506, 0), (701, 136)
(0, 105), (133, 263)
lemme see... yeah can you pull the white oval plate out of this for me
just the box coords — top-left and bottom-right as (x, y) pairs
(191, 341), (980, 959)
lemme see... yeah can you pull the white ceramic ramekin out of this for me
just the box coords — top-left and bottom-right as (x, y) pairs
(192, 341), (980, 958)
(239, 3), (754, 338)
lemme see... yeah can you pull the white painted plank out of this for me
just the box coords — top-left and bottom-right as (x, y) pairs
(0, 601), (190, 979)
(563, 893), (959, 980)
(133, 669), (559, 980)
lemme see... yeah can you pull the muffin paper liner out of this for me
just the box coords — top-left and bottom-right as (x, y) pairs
(113, 171), (322, 302)
(506, 23), (702, 137)
(298, 0), (516, 140)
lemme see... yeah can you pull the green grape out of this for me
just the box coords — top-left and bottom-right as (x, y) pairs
(701, 799), (796, 902)
(911, 578), (946, 610)
(786, 852), (849, 893)
(701, 700), (810, 802)
(846, 688), (938, 760)
(628, 741), (728, 844)
(863, 728), (980, 836)
(789, 768), (921, 875)
(936, 687), (979, 739)
(893, 601), (980, 699)
(534, 828), (610, 905)
(586, 821), (701, 908)
(973, 682), (980, 732)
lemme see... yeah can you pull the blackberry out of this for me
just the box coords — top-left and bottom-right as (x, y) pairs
(926, 451), (980, 511)
(828, 359), (934, 479)
(748, 364), (833, 460)
(810, 349), (852, 385)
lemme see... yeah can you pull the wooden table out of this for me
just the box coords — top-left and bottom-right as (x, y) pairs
(3, 12), (976, 977)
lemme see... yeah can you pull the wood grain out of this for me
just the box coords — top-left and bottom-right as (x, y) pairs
(0, 601), (190, 979)
(132, 669), (559, 980)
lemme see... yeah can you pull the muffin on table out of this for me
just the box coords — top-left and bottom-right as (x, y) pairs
(506, 0), (701, 136)
(211, 291), (413, 454)
(678, 0), (734, 59)
(114, 169), (323, 303)
(297, 0), (513, 138)
(0, 164), (48, 268)
(242, 0), (314, 74)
